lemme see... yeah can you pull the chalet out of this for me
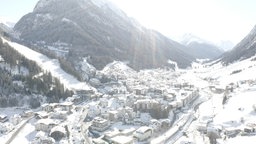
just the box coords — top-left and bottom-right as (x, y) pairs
(111, 136), (134, 144)
(90, 117), (110, 132)
(0, 114), (8, 123)
(35, 119), (58, 132)
(133, 126), (153, 141)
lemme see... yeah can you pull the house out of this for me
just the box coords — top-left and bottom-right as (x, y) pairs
(35, 111), (49, 119)
(50, 126), (67, 141)
(0, 114), (8, 123)
(111, 136), (134, 144)
(133, 126), (153, 141)
(90, 117), (110, 132)
(10, 114), (22, 125)
(22, 110), (34, 118)
(35, 119), (58, 132)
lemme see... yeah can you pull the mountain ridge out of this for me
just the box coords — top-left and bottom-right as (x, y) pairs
(221, 25), (256, 65)
(14, 0), (195, 70)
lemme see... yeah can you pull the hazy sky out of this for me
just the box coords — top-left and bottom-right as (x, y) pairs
(0, 0), (255, 45)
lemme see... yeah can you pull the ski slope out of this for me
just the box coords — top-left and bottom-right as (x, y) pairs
(2, 37), (94, 91)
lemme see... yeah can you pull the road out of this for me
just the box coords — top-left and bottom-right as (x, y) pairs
(151, 93), (209, 144)
(5, 116), (34, 144)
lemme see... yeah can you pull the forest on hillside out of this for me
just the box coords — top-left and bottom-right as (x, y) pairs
(0, 38), (73, 108)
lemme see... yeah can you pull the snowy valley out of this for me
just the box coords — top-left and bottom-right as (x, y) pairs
(0, 36), (256, 144)
(0, 0), (256, 144)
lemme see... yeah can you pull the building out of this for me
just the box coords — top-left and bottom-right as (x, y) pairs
(10, 114), (22, 125)
(22, 110), (34, 118)
(57, 102), (73, 113)
(133, 126), (153, 141)
(134, 99), (159, 112)
(0, 114), (8, 123)
(35, 119), (58, 132)
(111, 136), (134, 144)
(90, 117), (110, 132)
(41, 103), (57, 112)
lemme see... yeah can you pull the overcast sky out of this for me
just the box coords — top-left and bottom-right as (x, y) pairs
(0, 0), (255, 45)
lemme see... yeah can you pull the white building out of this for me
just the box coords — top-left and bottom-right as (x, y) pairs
(133, 126), (153, 141)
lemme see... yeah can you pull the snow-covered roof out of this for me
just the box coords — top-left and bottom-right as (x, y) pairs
(111, 135), (133, 144)
(50, 126), (66, 134)
(136, 126), (152, 134)
(37, 119), (58, 125)
(0, 114), (7, 119)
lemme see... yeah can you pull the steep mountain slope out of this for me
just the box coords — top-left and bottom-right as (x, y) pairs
(221, 25), (256, 64)
(14, 0), (195, 70)
(181, 34), (224, 59)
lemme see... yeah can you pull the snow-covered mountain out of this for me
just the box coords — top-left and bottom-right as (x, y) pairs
(221, 25), (256, 65)
(181, 34), (224, 59)
(14, 0), (195, 70)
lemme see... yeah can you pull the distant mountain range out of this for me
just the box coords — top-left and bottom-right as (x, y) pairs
(14, 0), (195, 70)
(221, 25), (256, 64)
(181, 34), (224, 59)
